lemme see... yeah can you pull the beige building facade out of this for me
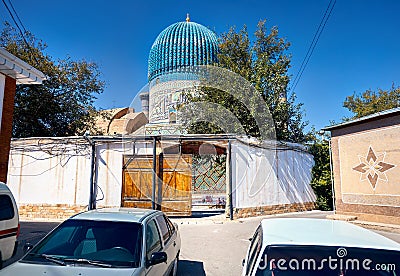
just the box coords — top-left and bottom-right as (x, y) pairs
(325, 108), (400, 225)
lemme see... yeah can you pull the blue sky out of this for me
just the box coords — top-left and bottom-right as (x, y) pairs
(1, 0), (399, 131)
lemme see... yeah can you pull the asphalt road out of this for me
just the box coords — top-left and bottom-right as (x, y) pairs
(3, 211), (400, 275)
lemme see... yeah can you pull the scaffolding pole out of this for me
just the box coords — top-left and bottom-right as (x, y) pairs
(152, 137), (157, 210)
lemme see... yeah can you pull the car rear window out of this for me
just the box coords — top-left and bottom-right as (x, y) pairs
(155, 215), (171, 242)
(256, 245), (400, 275)
(165, 216), (176, 236)
(0, 194), (15, 221)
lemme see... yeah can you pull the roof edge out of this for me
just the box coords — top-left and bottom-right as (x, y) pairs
(322, 107), (400, 131)
(0, 47), (46, 84)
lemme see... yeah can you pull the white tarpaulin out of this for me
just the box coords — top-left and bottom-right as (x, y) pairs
(231, 140), (316, 208)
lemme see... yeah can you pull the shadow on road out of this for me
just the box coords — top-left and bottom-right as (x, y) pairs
(172, 209), (225, 219)
(178, 260), (206, 275)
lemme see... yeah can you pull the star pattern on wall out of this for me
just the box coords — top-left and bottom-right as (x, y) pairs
(352, 146), (396, 189)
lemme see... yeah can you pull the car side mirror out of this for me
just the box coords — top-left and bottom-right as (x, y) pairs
(147, 252), (167, 267)
(24, 242), (33, 253)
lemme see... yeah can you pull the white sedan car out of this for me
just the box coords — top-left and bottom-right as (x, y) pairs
(242, 218), (400, 276)
(2, 208), (181, 276)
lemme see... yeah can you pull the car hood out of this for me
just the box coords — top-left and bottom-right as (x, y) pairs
(1, 262), (139, 276)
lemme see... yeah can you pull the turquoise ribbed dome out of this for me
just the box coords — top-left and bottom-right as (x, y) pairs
(148, 20), (219, 82)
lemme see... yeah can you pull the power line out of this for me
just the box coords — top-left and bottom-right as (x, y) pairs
(7, 0), (27, 33)
(1, 0), (29, 45)
(291, 0), (336, 93)
(1, 0), (40, 65)
(292, 0), (334, 89)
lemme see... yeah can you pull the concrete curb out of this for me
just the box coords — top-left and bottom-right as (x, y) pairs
(325, 213), (400, 234)
(171, 210), (332, 225)
(20, 217), (65, 223)
(352, 220), (400, 234)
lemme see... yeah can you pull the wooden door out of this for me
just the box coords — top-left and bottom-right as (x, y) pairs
(122, 156), (154, 210)
(160, 154), (192, 216)
(121, 154), (192, 216)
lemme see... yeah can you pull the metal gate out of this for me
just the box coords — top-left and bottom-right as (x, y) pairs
(192, 155), (226, 208)
(121, 154), (192, 216)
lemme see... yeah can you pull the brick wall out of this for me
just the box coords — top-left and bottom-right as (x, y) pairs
(18, 204), (119, 221)
(228, 202), (315, 219)
(17, 202), (316, 221)
(0, 75), (16, 183)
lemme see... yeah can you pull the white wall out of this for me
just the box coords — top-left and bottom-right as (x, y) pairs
(231, 141), (316, 208)
(8, 142), (91, 205)
(7, 139), (152, 208)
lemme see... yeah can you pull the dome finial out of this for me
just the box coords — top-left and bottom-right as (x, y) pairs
(186, 13), (190, 22)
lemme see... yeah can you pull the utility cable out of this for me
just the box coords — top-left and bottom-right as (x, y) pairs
(291, 0), (336, 93)
(1, 0), (40, 65)
(7, 0), (27, 33)
(1, 0), (28, 46)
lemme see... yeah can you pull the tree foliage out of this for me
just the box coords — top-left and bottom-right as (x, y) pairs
(1, 22), (105, 137)
(343, 85), (400, 119)
(308, 133), (333, 211)
(181, 20), (309, 143)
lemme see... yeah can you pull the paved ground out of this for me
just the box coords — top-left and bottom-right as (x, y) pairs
(4, 210), (400, 275)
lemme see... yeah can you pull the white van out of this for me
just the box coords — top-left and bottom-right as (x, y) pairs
(0, 182), (19, 268)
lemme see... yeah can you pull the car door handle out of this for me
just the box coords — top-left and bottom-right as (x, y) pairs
(173, 241), (176, 247)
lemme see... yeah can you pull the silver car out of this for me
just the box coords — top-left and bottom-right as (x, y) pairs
(2, 208), (181, 276)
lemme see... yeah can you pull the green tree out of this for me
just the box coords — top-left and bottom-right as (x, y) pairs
(181, 20), (308, 143)
(0, 22), (105, 137)
(343, 85), (400, 119)
(308, 133), (333, 211)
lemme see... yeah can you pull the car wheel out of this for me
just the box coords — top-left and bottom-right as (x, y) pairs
(0, 252), (3, 269)
(169, 254), (178, 276)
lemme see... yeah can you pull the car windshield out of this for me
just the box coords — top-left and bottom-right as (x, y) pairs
(255, 245), (400, 276)
(22, 219), (142, 268)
